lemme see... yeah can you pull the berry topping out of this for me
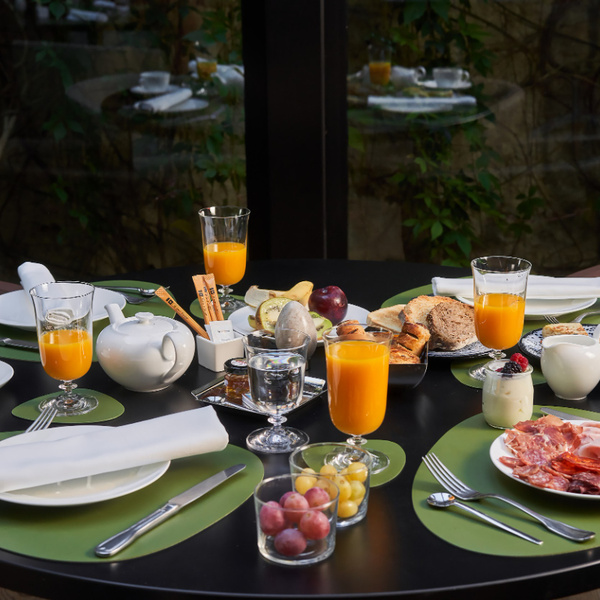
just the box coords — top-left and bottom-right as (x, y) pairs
(510, 353), (529, 371)
(498, 361), (522, 374)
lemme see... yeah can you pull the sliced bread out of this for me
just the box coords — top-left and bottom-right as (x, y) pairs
(367, 304), (405, 333)
(542, 323), (589, 337)
(426, 301), (477, 350)
(400, 295), (455, 326)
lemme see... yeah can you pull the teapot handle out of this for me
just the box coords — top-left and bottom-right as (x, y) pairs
(161, 331), (190, 385)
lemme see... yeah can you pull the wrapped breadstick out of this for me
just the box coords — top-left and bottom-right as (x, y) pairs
(154, 286), (210, 339)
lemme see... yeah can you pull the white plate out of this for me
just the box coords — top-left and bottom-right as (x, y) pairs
(519, 325), (597, 359)
(0, 361), (14, 389)
(0, 426), (170, 506)
(130, 84), (181, 96)
(0, 287), (126, 331)
(490, 424), (600, 500)
(456, 295), (597, 320)
(229, 304), (370, 339)
(422, 80), (471, 90)
(378, 100), (452, 114)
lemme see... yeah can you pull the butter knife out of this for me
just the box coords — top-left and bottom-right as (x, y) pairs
(540, 407), (600, 424)
(0, 337), (38, 350)
(95, 463), (246, 557)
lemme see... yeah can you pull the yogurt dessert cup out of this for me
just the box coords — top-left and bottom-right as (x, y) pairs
(482, 356), (533, 429)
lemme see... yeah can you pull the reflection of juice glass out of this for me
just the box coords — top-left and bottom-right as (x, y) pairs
(469, 256), (531, 381)
(198, 206), (250, 313)
(30, 281), (98, 416)
(196, 58), (217, 80)
(323, 324), (392, 474)
(368, 44), (391, 85)
(474, 293), (525, 350)
(203, 241), (247, 286)
(39, 329), (93, 381)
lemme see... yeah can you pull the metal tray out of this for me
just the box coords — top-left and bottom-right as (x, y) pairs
(191, 376), (326, 415)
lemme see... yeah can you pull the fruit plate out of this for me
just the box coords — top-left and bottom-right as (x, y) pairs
(228, 304), (370, 340)
(389, 347), (428, 388)
(191, 375), (326, 415)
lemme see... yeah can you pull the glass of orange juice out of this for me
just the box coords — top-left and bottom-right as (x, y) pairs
(469, 256), (532, 380)
(323, 324), (392, 474)
(368, 43), (392, 86)
(30, 282), (98, 416)
(198, 206), (250, 313)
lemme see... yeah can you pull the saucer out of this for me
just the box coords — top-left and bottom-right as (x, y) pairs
(130, 84), (180, 96)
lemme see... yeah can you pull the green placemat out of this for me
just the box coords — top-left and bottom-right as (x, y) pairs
(0, 443), (263, 562)
(190, 295), (245, 321)
(365, 440), (406, 487)
(12, 390), (124, 423)
(451, 359), (547, 389)
(413, 407), (600, 556)
(0, 280), (175, 363)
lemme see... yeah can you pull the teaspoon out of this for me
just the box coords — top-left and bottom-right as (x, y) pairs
(427, 492), (543, 545)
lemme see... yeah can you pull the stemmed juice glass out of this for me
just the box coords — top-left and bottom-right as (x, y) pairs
(30, 282), (98, 416)
(198, 206), (250, 313)
(469, 256), (532, 380)
(243, 330), (310, 454)
(323, 324), (392, 474)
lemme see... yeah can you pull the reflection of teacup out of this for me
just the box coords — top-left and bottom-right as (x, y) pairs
(390, 66), (426, 88)
(138, 71), (170, 93)
(433, 67), (470, 88)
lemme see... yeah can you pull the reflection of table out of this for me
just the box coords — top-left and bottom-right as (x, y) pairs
(1, 259), (600, 599)
(348, 79), (523, 133)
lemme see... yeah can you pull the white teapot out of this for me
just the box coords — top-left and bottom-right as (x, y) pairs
(541, 334), (600, 401)
(97, 304), (195, 392)
(390, 66), (426, 88)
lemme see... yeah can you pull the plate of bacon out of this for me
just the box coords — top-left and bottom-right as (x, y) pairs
(490, 414), (600, 498)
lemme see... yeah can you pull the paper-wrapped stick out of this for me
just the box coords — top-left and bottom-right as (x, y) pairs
(154, 286), (210, 339)
(202, 273), (224, 321)
(192, 275), (216, 323)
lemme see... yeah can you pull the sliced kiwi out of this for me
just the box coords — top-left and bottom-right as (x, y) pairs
(309, 311), (333, 340)
(255, 297), (292, 332)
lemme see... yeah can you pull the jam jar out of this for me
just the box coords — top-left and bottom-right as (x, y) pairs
(224, 357), (249, 401)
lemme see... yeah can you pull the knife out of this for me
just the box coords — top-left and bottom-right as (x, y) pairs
(95, 463), (246, 557)
(540, 407), (600, 424)
(0, 337), (38, 351)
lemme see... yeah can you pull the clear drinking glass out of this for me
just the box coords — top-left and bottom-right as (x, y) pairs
(242, 330), (310, 453)
(30, 282), (98, 416)
(469, 256), (532, 381)
(198, 206), (250, 314)
(323, 324), (392, 474)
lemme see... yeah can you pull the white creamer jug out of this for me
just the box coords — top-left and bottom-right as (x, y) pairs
(96, 304), (195, 392)
(541, 334), (600, 401)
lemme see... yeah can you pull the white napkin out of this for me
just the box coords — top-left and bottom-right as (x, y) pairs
(368, 95), (476, 108)
(432, 275), (600, 300)
(18, 261), (55, 294)
(0, 406), (228, 493)
(67, 8), (109, 22)
(134, 88), (192, 113)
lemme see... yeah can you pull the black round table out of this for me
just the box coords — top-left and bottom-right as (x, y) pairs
(0, 259), (598, 600)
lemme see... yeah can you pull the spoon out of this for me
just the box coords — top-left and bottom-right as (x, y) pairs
(427, 492), (542, 545)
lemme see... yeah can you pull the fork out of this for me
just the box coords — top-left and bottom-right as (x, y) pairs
(422, 453), (595, 542)
(544, 310), (600, 325)
(25, 406), (58, 433)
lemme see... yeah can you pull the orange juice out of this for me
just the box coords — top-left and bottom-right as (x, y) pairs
(474, 293), (525, 350)
(39, 328), (92, 381)
(203, 241), (247, 286)
(196, 60), (217, 80)
(325, 340), (390, 436)
(369, 61), (391, 85)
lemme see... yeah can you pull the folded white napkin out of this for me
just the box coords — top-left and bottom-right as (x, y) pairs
(134, 88), (192, 113)
(18, 261), (55, 294)
(432, 275), (600, 300)
(67, 8), (109, 22)
(0, 406), (228, 493)
(368, 95), (476, 108)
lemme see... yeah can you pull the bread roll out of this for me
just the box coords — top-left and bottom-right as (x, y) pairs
(426, 301), (477, 351)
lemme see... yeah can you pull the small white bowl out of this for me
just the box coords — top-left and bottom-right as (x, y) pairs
(196, 334), (245, 372)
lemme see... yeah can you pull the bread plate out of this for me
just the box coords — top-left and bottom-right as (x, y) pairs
(389, 346), (428, 388)
(518, 325), (597, 360)
(429, 340), (491, 359)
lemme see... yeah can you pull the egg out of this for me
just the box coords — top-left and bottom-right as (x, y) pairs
(275, 301), (318, 358)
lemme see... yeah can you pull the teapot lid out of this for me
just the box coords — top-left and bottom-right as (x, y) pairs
(114, 311), (175, 338)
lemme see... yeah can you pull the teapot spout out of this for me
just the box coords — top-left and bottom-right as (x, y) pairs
(105, 303), (126, 325)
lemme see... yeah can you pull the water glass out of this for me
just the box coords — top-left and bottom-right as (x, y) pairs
(254, 473), (339, 566)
